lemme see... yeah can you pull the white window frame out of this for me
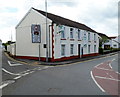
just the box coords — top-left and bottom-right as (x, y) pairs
(94, 45), (96, 53)
(61, 27), (65, 39)
(70, 28), (74, 39)
(70, 44), (74, 55)
(88, 45), (90, 53)
(61, 44), (65, 56)
(94, 34), (96, 41)
(78, 29), (81, 40)
(88, 32), (90, 41)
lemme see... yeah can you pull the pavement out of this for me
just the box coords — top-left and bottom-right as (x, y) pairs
(8, 51), (119, 66)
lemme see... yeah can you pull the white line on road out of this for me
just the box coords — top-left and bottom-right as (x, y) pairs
(0, 83), (8, 89)
(8, 60), (23, 66)
(13, 76), (22, 80)
(0, 80), (15, 89)
(90, 71), (105, 92)
(95, 76), (120, 81)
(95, 67), (113, 71)
(108, 63), (112, 69)
(2, 68), (20, 76)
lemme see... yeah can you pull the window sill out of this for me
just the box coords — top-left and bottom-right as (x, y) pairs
(94, 41), (96, 43)
(78, 39), (82, 41)
(70, 39), (74, 41)
(61, 39), (66, 40)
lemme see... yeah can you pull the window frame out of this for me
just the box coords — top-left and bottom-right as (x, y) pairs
(78, 29), (81, 40)
(94, 45), (96, 53)
(88, 45), (91, 53)
(70, 28), (74, 39)
(70, 44), (74, 55)
(61, 44), (65, 56)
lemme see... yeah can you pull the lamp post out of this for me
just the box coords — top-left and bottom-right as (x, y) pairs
(45, 0), (48, 62)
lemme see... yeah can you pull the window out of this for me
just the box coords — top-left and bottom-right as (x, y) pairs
(70, 44), (74, 54)
(70, 28), (74, 39)
(88, 33), (90, 41)
(114, 44), (117, 47)
(94, 45), (96, 53)
(83, 32), (87, 40)
(88, 45), (90, 53)
(94, 34), (96, 41)
(61, 30), (65, 39)
(78, 29), (81, 39)
(61, 44), (65, 56)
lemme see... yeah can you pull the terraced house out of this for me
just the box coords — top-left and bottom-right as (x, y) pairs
(15, 7), (100, 62)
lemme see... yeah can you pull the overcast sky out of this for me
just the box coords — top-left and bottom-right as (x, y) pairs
(0, 0), (119, 43)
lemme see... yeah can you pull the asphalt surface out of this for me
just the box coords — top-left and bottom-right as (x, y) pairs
(2, 51), (119, 95)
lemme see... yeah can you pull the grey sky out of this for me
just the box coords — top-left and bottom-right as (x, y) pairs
(0, 0), (119, 42)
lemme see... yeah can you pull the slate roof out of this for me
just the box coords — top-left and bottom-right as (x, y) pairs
(33, 7), (97, 33)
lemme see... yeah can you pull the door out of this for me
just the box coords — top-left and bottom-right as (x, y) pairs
(78, 44), (81, 58)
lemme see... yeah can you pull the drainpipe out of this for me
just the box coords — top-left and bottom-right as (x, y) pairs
(49, 25), (52, 59)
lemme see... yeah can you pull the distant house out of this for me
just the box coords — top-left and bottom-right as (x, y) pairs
(15, 7), (100, 62)
(102, 36), (120, 49)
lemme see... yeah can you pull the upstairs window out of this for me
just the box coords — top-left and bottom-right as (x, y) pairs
(61, 30), (65, 39)
(70, 28), (74, 39)
(88, 33), (90, 41)
(58, 25), (65, 39)
(78, 29), (81, 40)
(94, 34), (96, 41)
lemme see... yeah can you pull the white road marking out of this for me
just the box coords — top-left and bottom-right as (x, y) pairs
(2, 68), (20, 76)
(94, 63), (103, 68)
(95, 67), (113, 71)
(29, 71), (35, 74)
(90, 71), (105, 92)
(112, 58), (116, 62)
(0, 80), (15, 89)
(95, 76), (120, 81)
(108, 63), (112, 69)
(21, 73), (30, 76)
(0, 83), (8, 89)
(8, 61), (23, 66)
(116, 72), (120, 74)
(106, 73), (113, 78)
(13, 76), (22, 80)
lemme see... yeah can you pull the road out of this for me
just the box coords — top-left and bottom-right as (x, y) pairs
(1, 50), (119, 96)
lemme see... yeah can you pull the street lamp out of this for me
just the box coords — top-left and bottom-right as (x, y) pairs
(45, 0), (48, 62)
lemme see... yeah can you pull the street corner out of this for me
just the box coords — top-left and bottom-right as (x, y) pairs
(91, 60), (120, 96)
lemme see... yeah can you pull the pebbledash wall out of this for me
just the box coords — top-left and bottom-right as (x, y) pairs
(15, 7), (100, 62)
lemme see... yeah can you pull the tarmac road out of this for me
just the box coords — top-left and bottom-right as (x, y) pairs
(2, 51), (119, 95)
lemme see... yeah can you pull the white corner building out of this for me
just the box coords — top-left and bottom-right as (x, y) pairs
(15, 7), (100, 62)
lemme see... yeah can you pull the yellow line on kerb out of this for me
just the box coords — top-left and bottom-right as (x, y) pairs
(56, 54), (117, 67)
(4, 51), (117, 67)
(4, 52), (43, 66)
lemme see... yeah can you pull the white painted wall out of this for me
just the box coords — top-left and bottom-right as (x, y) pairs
(16, 9), (52, 58)
(53, 24), (99, 59)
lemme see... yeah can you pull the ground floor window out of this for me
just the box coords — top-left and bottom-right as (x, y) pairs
(88, 45), (90, 53)
(94, 45), (96, 53)
(70, 44), (74, 54)
(61, 44), (65, 56)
